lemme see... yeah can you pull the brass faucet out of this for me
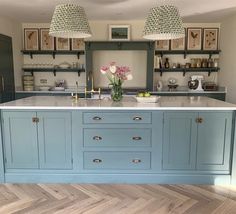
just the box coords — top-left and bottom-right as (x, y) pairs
(72, 81), (79, 101)
(84, 72), (101, 99)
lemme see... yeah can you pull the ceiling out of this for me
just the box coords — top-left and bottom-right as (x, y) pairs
(0, 0), (236, 23)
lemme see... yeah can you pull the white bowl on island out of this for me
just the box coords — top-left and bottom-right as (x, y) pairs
(135, 96), (160, 103)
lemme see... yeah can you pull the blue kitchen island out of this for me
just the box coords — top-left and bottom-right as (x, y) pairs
(0, 96), (236, 184)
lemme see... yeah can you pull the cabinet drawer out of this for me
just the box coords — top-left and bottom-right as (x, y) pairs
(83, 112), (151, 124)
(83, 152), (151, 170)
(84, 128), (151, 147)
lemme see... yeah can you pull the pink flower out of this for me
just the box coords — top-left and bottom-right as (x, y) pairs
(100, 66), (109, 74)
(110, 62), (116, 66)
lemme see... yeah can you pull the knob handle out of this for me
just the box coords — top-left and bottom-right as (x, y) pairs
(93, 159), (102, 163)
(132, 159), (141, 163)
(93, 116), (102, 121)
(93, 136), (102, 141)
(133, 116), (142, 121)
(132, 136), (142, 141)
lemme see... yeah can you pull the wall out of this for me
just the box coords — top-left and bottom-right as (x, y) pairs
(21, 21), (220, 90)
(0, 16), (22, 88)
(218, 14), (236, 103)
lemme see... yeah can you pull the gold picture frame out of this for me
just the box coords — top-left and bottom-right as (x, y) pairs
(71, 38), (85, 50)
(203, 28), (219, 50)
(40, 28), (54, 51)
(155, 40), (170, 50)
(171, 29), (186, 50)
(55, 37), (70, 50)
(24, 28), (39, 50)
(187, 28), (202, 50)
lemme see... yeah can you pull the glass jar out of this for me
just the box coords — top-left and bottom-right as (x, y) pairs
(111, 83), (123, 102)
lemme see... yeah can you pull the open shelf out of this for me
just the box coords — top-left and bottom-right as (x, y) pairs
(23, 68), (85, 76)
(154, 67), (220, 76)
(21, 50), (85, 59)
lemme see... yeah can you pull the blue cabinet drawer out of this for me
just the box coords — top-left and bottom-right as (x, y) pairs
(83, 112), (151, 124)
(83, 152), (151, 170)
(84, 128), (151, 147)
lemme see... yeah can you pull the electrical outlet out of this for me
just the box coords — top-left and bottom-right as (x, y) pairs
(40, 79), (47, 84)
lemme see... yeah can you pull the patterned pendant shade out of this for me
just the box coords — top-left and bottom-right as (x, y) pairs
(49, 4), (92, 38)
(143, 5), (185, 40)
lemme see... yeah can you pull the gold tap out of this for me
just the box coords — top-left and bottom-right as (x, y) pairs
(85, 72), (101, 99)
(72, 81), (79, 101)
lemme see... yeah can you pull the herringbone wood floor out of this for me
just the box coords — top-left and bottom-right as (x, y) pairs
(0, 184), (236, 213)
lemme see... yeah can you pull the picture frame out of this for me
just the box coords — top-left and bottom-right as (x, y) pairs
(55, 37), (70, 50)
(40, 28), (54, 51)
(171, 29), (186, 50)
(109, 25), (130, 41)
(24, 28), (39, 50)
(155, 40), (170, 50)
(187, 28), (202, 50)
(71, 38), (85, 50)
(203, 28), (219, 50)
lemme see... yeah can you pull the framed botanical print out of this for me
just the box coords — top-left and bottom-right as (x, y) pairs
(72, 38), (85, 50)
(56, 37), (70, 50)
(203, 28), (219, 50)
(155, 40), (170, 50)
(171, 29), (186, 50)
(40, 28), (54, 50)
(24, 28), (39, 50)
(187, 28), (202, 50)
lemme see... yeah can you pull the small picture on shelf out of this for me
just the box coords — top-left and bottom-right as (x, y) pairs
(40, 28), (54, 50)
(109, 25), (130, 41)
(155, 40), (169, 50)
(203, 28), (219, 50)
(171, 29), (186, 50)
(187, 28), (202, 50)
(56, 37), (70, 50)
(24, 28), (39, 50)
(71, 38), (85, 50)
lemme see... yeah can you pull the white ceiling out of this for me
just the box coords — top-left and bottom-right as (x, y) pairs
(0, 0), (236, 23)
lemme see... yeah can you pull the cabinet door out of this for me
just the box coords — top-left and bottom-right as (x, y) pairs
(197, 112), (232, 171)
(37, 112), (72, 169)
(163, 112), (198, 170)
(3, 111), (39, 169)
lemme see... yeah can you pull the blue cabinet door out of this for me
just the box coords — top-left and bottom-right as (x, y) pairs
(37, 112), (72, 169)
(3, 111), (39, 169)
(163, 112), (198, 170)
(197, 112), (232, 171)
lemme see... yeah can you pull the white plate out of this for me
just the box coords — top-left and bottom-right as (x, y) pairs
(52, 87), (65, 91)
(135, 96), (160, 103)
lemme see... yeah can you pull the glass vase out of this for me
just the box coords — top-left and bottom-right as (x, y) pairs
(111, 84), (123, 102)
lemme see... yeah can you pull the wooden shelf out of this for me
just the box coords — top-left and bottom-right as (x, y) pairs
(154, 67), (220, 76)
(21, 50), (85, 59)
(155, 50), (221, 59)
(23, 68), (85, 76)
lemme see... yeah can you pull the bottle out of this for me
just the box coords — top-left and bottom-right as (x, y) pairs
(164, 58), (170, 69)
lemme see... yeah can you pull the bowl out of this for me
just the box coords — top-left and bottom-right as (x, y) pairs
(135, 96), (160, 103)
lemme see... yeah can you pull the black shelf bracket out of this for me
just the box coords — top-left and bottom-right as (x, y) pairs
(184, 51), (187, 59)
(52, 52), (56, 59)
(77, 52), (80, 59)
(183, 69), (186, 76)
(30, 52), (33, 59)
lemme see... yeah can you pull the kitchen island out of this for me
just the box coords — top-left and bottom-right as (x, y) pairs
(0, 96), (236, 184)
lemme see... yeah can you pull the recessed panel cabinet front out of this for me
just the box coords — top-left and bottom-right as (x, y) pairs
(37, 112), (72, 169)
(3, 112), (39, 169)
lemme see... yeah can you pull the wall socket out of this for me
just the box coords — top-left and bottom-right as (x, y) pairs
(40, 79), (47, 84)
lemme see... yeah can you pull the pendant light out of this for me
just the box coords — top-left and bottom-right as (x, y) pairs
(143, 5), (185, 40)
(49, 4), (92, 38)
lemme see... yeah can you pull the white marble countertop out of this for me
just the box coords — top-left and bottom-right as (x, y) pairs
(0, 96), (235, 110)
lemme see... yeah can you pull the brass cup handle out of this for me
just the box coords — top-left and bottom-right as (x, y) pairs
(133, 116), (142, 121)
(132, 159), (141, 163)
(93, 159), (102, 163)
(196, 118), (203, 123)
(93, 136), (102, 141)
(132, 136), (142, 141)
(93, 116), (102, 121)
(32, 117), (39, 123)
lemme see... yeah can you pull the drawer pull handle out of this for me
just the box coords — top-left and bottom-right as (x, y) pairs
(132, 136), (142, 141)
(93, 159), (102, 163)
(93, 116), (102, 121)
(133, 116), (142, 121)
(196, 118), (203, 124)
(132, 159), (141, 163)
(32, 117), (39, 123)
(93, 136), (102, 141)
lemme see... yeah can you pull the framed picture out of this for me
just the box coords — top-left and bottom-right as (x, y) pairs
(56, 37), (70, 50)
(187, 28), (202, 50)
(203, 28), (219, 50)
(171, 29), (186, 50)
(71, 38), (85, 50)
(155, 40), (170, 50)
(40, 28), (54, 50)
(109, 25), (130, 41)
(24, 28), (39, 50)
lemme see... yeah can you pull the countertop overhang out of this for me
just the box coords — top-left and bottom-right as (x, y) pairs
(0, 96), (236, 110)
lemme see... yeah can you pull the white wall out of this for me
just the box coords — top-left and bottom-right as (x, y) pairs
(218, 14), (236, 103)
(21, 21), (221, 90)
(0, 16), (23, 88)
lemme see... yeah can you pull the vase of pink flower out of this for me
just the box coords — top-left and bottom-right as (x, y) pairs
(100, 62), (133, 101)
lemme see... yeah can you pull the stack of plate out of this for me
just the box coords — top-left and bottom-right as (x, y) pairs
(23, 75), (34, 91)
